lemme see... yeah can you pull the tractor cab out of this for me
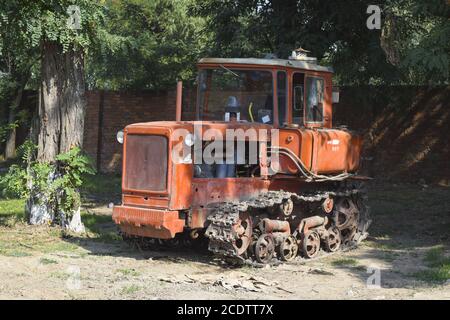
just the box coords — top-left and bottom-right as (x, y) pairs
(194, 57), (335, 129)
(189, 57), (359, 177)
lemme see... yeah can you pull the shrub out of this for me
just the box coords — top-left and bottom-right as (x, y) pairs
(0, 141), (96, 220)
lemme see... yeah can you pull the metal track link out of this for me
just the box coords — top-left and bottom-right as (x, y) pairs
(205, 185), (368, 264)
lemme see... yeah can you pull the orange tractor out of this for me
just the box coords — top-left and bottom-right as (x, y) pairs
(112, 54), (371, 264)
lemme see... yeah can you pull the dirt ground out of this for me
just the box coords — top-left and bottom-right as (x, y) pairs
(0, 183), (449, 300)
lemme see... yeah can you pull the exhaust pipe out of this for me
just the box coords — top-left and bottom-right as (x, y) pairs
(260, 218), (291, 234)
(297, 216), (328, 234)
(176, 80), (182, 121)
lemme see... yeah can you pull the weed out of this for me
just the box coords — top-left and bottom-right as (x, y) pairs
(413, 246), (450, 283)
(120, 284), (140, 295)
(331, 258), (359, 267)
(40, 258), (58, 265)
(117, 268), (140, 277)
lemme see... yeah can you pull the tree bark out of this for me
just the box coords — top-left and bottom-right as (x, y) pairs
(37, 42), (86, 162)
(4, 85), (24, 160)
(30, 42), (86, 232)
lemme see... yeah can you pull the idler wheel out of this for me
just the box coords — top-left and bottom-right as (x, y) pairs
(255, 233), (275, 264)
(231, 212), (252, 256)
(324, 226), (341, 252)
(278, 235), (298, 261)
(322, 197), (334, 214)
(302, 230), (321, 259)
(334, 198), (358, 229)
(279, 198), (294, 217)
(334, 198), (359, 245)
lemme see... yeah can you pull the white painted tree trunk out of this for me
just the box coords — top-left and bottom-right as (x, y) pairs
(65, 207), (85, 233)
(27, 41), (87, 233)
(26, 196), (53, 225)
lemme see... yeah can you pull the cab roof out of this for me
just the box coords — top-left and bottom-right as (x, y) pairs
(198, 57), (333, 73)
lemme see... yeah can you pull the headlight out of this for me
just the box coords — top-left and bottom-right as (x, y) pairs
(184, 133), (195, 146)
(182, 153), (192, 164)
(116, 130), (124, 144)
(194, 164), (202, 177)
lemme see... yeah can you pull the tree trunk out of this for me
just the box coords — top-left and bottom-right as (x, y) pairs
(37, 42), (86, 161)
(29, 42), (86, 232)
(4, 85), (24, 160)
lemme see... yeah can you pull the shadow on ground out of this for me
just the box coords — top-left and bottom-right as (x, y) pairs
(63, 182), (450, 288)
(319, 182), (450, 288)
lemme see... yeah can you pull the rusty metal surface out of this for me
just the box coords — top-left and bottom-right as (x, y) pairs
(205, 185), (370, 263)
(298, 216), (327, 234)
(198, 58), (334, 73)
(276, 128), (362, 175)
(312, 129), (361, 174)
(176, 81), (182, 121)
(277, 129), (314, 174)
(114, 58), (370, 265)
(260, 219), (290, 234)
(124, 134), (168, 192)
(112, 205), (184, 239)
(122, 194), (170, 209)
(191, 178), (270, 206)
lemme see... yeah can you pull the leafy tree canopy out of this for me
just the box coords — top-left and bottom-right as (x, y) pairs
(1, 0), (448, 93)
(194, 0), (449, 85)
(87, 0), (208, 90)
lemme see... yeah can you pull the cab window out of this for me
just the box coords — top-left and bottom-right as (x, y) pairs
(292, 72), (305, 124)
(305, 77), (324, 123)
(277, 71), (287, 125)
(197, 68), (274, 124)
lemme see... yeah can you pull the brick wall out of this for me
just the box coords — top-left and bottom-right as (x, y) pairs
(334, 86), (449, 185)
(83, 90), (178, 172)
(10, 86), (449, 185)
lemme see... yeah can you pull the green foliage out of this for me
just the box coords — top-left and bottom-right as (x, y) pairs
(87, 0), (207, 90)
(54, 147), (96, 213)
(399, 0), (450, 83)
(1, 0), (109, 54)
(194, 0), (449, 85)
(414, 245), (450, 283)
(0, 141), (96, 215)
(0, 0), (447, 118)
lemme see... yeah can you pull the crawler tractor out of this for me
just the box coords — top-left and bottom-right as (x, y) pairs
(112, 54), (371, 264)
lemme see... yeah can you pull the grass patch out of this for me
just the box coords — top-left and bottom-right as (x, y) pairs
(82, 173), (121, 200)
(413, 246), (450, 283)
(424, 245), (450, 267)
(96, 232), (122, 242)
(0, 211), (117, 256)
(38, 241), (80, 254)
(120, 284), (140, 295)
(50, 271), (70, 281)
(415, 268), (450, 283)
(82, 213), (112, 230)
(117, 268), (140, 277)
(331, 258), (359, 267)
(0, 173), (121, 256)
(0, 224), (85, 256)
(0, 198), (25, 226)
(40, 257), (58, 265)
(81, 211), (120, 243)
(2, 250), (32, 257)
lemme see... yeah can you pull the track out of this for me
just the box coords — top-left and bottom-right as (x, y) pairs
(205, 181), (371, 265)
(121, 181), (371, 267)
